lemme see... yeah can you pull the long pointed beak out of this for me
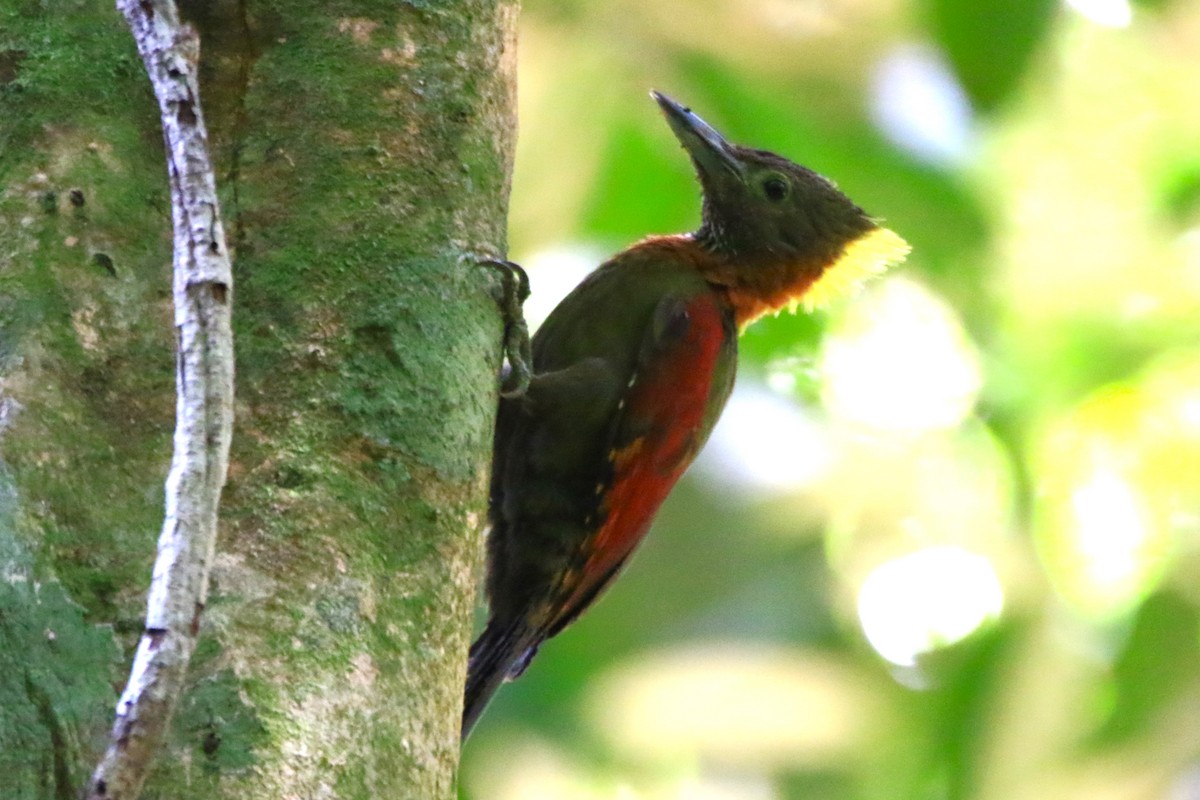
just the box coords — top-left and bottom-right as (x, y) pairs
(651, 91), (745, 182)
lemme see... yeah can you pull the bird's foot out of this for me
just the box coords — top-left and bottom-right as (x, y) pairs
(481, 259), (533, 398)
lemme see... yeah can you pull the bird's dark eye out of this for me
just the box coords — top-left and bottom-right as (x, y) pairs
(763, 176), (790, 201)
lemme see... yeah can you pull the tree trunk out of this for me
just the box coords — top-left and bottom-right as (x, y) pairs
(0, 1), (516, 797)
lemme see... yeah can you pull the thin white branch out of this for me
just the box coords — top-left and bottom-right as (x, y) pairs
(87, 1), (234, 798)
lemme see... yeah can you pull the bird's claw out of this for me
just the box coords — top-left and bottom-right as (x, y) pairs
(481, 259), (533, 398)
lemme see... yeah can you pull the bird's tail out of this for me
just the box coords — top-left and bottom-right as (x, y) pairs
(462, 617), (540, 741)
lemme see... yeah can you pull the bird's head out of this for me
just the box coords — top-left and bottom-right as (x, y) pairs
(653, 91), (909, 326)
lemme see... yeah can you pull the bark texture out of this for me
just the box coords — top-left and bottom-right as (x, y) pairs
(0, 1), (517, 797)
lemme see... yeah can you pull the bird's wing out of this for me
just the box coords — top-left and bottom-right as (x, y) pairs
(544, 288), (737, 635)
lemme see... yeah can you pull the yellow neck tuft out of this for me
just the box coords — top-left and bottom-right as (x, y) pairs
(795, 226), (910, 313)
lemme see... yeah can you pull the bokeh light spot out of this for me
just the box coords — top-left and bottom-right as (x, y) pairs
(1070, 467), (1150, 593)
(820, 278), (982, 432)
(1065, 0), (1133, 28)
(856, 546), (1004, 668)
(1032, 374), (1195, 618)
(589, 645), (876, 770)
(870, 44), (974, 167)
(695, 384), (832, 495)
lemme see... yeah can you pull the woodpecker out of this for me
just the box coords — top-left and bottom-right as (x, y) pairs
(464, 91), (908, 739)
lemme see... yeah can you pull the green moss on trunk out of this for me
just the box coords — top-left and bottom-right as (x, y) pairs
(0, 0), (515, 796)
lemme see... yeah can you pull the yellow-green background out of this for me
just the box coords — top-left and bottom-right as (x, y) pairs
(462, 1), (1200, 797)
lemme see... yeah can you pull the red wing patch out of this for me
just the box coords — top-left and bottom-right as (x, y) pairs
(553, 291), (731, 619)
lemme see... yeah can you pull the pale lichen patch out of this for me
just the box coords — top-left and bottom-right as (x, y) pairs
(336, 18), (379, 45)
(381, 35), (417, 67)
(71, 303), (101, 351)
(350, 652), (378, 689)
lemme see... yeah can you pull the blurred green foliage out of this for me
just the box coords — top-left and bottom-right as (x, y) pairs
(923, 0), (1057, 113)
(461, 1), (1200, 798)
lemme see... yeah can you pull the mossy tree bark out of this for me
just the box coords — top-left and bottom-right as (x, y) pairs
(0, 1), (516, 797)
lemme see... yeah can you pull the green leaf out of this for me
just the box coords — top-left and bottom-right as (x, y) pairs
(923, 0), (1058, 113)
(580, 113), (700, 243)
(1091, 592), (1200, 746)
